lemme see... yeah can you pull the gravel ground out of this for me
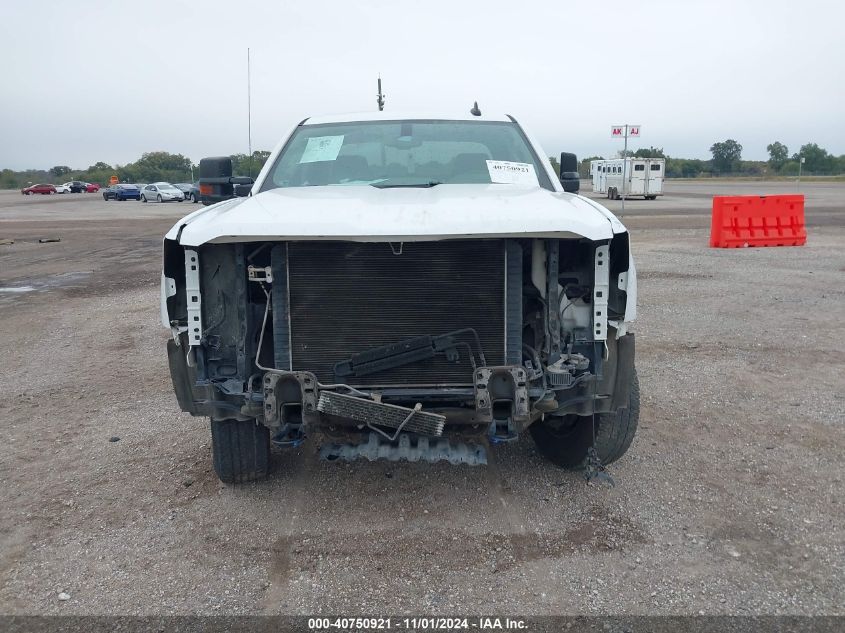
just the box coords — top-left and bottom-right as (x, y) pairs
(0, 192), (843, 616)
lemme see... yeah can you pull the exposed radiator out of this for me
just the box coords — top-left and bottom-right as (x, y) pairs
(277, 240), (510, 386)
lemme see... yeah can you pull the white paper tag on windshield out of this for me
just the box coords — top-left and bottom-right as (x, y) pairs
(486, 160), (538, 185)
(299, 135), (344, 163)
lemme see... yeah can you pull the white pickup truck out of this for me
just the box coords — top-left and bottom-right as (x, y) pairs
(161, 110), (639, 483)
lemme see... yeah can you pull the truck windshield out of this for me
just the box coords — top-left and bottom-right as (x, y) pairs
(260, 120), (553, 191)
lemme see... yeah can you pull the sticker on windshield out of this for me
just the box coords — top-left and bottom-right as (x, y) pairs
(486, 160), (538, 185)
(299, 135), (344, 163)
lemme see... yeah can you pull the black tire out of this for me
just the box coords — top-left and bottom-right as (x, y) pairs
(191, 193), (198, 203)
(530, 370), (639, 469)
(103, 193), (108, 200)
(141, 194), (147, 203)
(210, 419), (271, 484)
(156, 194), (162, 203)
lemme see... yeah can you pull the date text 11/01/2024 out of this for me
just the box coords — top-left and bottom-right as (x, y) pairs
(308, 617), (528, 630)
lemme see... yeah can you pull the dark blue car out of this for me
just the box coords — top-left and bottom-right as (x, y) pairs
(174, 182), (201, 203)
(103, 184), (141, 201)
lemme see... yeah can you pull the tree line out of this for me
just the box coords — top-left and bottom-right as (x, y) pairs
(570, 140), (845, 179)
(0, 151), (272, 190)
(3, 141), (843, 190)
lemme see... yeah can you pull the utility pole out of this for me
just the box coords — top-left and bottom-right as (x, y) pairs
(797, 155), (804, 192)
(377, 76), (385, 111)
(247, 47), (253, 178)
(622, 128), (629, 215)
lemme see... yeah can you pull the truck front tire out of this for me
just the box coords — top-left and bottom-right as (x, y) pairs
(530, 370), (639, 469)
(211, 419), (271, 483)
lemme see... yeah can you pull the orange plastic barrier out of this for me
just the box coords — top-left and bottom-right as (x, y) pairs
(709, 194), (806, 248)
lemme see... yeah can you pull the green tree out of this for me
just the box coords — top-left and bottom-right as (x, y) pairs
(548, 156), (560, 177)
(1, 169), (19, 189)
(665, 158), (704, 178)
(50, 165), (72, 178)
(709, 139), (742, 173)
(230, 150), (272, 177)
(127, 151), (194, 183)
(766, 142), (788, 171)
(634, 146), (665, 158)
(793, 143), (835, 174)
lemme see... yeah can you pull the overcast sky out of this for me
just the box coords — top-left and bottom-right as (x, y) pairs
(1, 0), (843, 170)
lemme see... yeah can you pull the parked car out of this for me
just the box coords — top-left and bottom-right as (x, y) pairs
(85, 182), (101, 193)
(103, 184), (141, 201)
(53, 184), (71, 194)
(141, 182), (185, 203)
(161, 111), (639, 483)
(21, 184), (56, 195)
(63, 181), (87, 193)
(173, 182), (201, 203)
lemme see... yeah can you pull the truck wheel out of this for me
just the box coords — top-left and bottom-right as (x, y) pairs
(530, 370), (639, 469)
(210, 419), (271, 483)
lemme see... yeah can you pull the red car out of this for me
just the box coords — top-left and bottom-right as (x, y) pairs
(21, 184), (56, 195)
(85, 182), (101, 193)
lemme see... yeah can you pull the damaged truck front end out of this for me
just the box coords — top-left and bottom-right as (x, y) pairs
(163, 231), (637, 481)
(161, 112), (639, 483)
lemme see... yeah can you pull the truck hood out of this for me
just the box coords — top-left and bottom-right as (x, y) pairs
(167, 184), (625, 246)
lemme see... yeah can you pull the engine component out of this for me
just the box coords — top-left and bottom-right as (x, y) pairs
(545, 354), (590, 389)
(316, 391), (446, 437)
(280, 240), (507, 386)
(333, 329), (485, 379)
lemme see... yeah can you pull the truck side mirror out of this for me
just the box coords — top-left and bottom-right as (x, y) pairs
(199, 157), (254, 205)
(559, 152), (580, 194)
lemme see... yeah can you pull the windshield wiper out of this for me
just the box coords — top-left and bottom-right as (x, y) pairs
(370, 181), (442, 189)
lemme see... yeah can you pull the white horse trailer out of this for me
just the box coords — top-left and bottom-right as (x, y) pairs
(591, 158), (665, 200)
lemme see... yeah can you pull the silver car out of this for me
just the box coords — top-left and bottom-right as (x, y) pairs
(140, 182), (185, 203)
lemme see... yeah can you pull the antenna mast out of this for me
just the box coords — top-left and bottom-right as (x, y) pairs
(247, 47), (253, 178)
(377, 75), (385, 111)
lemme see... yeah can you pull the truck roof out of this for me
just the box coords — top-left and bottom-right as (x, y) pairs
(303, 110), (514, 125)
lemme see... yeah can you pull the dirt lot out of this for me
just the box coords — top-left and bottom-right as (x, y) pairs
(0, 186), (843, 615)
